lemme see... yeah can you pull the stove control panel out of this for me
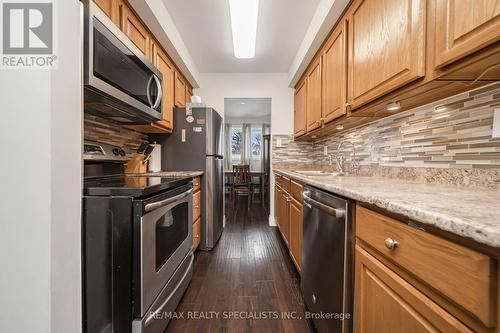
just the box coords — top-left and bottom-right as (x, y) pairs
(83, 141), (127, 162)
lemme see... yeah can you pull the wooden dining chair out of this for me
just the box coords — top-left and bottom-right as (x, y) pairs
(232, 164), (252, 205)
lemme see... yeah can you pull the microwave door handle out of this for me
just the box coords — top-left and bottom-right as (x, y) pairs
(152, 74), (162, 109)
(144, 188), (193, 212)
(146, 74), (154, 107)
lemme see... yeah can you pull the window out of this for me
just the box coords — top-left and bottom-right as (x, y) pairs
(231, 126), (242, 159)
(251, 128), (262, 159)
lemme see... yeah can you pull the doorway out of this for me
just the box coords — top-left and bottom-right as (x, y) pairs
(223, 98), (271, 210)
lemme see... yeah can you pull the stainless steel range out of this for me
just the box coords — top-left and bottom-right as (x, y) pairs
(82, 141), (193, 333)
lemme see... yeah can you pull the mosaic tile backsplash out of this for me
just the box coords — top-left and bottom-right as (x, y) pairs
(84, 114), (148, 157)
(272, 82), (500, 188)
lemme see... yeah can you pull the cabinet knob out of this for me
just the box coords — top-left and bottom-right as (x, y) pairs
(384, 237), (398, 250)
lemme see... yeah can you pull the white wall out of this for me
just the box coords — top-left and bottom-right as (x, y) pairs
(0, 1), (82, 332)
(195, 73), (294, 134)
(225, 115), (271, 125)
(195, 73), (294, 224)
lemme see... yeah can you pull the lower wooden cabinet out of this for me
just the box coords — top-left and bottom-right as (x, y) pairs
(277, 186), (290, 246)
(355, 245), (472, 333)
(355, 205), (500, 332)
(192, 177), (202, 251)
(289, 197), (303, 271)
(274, 175), (304, 272)
(192, 217), (201, 251)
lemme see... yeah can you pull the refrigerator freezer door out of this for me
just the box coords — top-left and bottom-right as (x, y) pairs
(206, 108), (223, 157)
(203, 156), (224, 249)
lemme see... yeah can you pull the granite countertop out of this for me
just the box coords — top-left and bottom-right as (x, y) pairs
(274, 169), (500, 249)
(141, 171), (204, 177)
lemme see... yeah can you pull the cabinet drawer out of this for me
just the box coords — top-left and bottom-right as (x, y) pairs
(355, 245), (473, 333)
(276, 174), (290, 192)
(290, 180), (303, 202)
(356, 206), (496, 327)
(193, 190), (201, 222)
(192, 217), (201, 251)
(192, 177), (201, 192)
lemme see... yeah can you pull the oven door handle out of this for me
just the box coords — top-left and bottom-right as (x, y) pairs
(145, 188), (193, 213)
(302, 191), (345, 218)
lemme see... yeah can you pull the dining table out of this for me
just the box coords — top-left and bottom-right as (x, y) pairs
(224, 170), (267, 201)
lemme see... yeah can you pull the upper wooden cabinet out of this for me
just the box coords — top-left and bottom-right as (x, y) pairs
(294, 79), (307, 137)
(152, 41), (174, 130)
(322, 21), (347, 124)
(434, 0), (500, 69)
(306, 57), (322, 132)
(94, 0), (113, 19)
(120, 2), (151, 59)
(347, 0), (426, 109)
(174, 72), (186, 107)
(186, 85), (193, 104)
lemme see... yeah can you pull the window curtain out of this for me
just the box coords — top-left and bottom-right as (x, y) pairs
(240, 123), (252, 166)
(224, 123), (232, 170)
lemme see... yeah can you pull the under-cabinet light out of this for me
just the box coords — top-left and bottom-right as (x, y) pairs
(386, 102), (401, 111)
(336, 124), (344, 130)
(229, 0), (259, 59)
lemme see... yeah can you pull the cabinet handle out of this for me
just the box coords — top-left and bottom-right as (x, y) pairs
(345, 102), (352, 112)
(384, 238), (398, 250)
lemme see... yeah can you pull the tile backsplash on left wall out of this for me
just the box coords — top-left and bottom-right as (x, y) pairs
(84, 114), (148, 157)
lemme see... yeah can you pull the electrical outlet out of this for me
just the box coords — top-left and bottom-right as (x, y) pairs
(493, 109), (500, 139)
(276, 138), (282, 148)
(324, 146), (328, 155)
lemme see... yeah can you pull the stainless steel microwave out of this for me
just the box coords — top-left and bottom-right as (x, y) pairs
(83, 0), (162, 124)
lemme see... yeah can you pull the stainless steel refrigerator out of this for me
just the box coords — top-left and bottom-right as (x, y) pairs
(157, 107), (224, 250)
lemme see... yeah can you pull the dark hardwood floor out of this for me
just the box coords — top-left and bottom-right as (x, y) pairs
(166, 196), (312, 333)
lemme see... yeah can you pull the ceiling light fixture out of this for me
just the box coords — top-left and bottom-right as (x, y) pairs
(229, 0), (259, 59)
(336, 124), (344, 130)
(386, 102), (401, 111)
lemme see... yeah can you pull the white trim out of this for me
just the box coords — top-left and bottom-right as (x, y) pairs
(268, 215), (277, 227)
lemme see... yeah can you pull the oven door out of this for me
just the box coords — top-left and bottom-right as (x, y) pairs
(134, 185), (193, 317)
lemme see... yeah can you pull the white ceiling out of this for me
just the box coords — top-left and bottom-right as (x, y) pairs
(224, 98), (271, 119)
(162, 0), (320, 73)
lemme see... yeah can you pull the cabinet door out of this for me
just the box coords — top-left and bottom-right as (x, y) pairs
(306, 57), (322, 132)
(322, 21), (347, 124)
(434, 0), (500, 68)
(120, 3), (151, 59)
(152, 42), (174, 130)
(355, 245), (473, 333)
(186, 84), (193, 104)
(347, 0), (425, 109)
(174, 71), (186, 107)
(294, 80), (307, 137)
(274, 186), (282, 230)
(94, 0), (113, 18)
(289, 199), (303, 271)
(280, 191), (290, 246)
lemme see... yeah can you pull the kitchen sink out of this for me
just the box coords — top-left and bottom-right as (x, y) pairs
(292, 170), (348, 177)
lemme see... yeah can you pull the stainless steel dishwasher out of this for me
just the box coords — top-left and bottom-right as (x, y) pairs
(301, 186), (354, 333)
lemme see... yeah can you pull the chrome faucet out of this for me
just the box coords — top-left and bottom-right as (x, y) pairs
(333, 141), (359, 176)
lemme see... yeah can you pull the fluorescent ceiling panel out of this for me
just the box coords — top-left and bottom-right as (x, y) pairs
(229, 0), (259, 59)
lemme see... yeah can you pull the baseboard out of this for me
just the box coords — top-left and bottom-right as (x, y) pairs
(268, 215), (277, 227)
